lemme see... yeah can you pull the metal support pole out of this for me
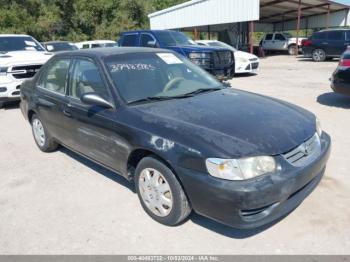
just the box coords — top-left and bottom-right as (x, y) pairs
(327, 4), (330, 28)
(249, 21), (254, 54)
(208, 25), (210, 40)
(295, 0), (302, 56)
(282, 14), (285, 32)
(194, 28), (198, 40)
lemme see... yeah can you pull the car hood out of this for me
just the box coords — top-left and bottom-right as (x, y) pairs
(0, 51), (53, 66)
(132, 89), (316, 158)
(235, 51), (258, 60)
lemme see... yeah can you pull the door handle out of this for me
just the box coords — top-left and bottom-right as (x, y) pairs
(63, 109), (72, 118)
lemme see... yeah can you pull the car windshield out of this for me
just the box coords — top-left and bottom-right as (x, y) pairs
(0, 36), (45, 52)
(104, 52), (223, 104)
(154, 31), (196, 47)
(207, 41), (237, 51)
(46, 42), (78, 52)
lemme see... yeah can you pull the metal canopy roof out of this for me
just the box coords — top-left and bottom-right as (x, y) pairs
(260, 0), (349, 23)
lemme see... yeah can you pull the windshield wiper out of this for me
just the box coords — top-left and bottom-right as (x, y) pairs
(182, 87), (223, 97)
(128, 95), (186, 105)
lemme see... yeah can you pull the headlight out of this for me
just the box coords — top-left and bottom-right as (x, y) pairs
(236, 57), (248, 63)
(0, 67), (8, 76)
(189, 52), (211, 59)
(316, 117), (322, 137)
(206, 156), (277, 181)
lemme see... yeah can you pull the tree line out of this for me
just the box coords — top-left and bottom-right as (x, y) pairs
(0, 0), (186, 42)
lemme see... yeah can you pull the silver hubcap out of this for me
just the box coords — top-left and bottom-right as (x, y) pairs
(138, 168), (173, 217)
(313, 50), (324, 61)
(32, 119), (46, 147)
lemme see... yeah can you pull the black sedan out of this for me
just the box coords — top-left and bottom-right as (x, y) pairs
(331, 49), (350, 96)
(20, 48), (331, 229)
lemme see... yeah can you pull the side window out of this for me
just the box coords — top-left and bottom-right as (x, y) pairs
(265, 34), (273, 41)
(327, 31), (345, 41)
(140, 34), (157, 47)
(274, 34), (286, 41)
(70, 59), (111, 101)
(91, 44), (102, 48)
(40, 59), (70, 94)
(82, 44), (90, 49)
(312, 32), (326, 40)
(121, 34), (138, 46)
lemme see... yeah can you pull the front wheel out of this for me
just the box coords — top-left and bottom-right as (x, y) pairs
(135, 157), (191, 226)
(31, 114), (58, 152)
(312, 49), (326, 62)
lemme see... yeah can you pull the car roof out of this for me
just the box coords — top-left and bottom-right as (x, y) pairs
(122, 30), (178, 34)
(53, 47), (175, 59)
(76, 40), (116, 44)
(317, 28), (350, 33)
(43, 41), (70, 44)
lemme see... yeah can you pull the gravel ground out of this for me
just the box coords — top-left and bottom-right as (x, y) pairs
(0, 55), (349, 255)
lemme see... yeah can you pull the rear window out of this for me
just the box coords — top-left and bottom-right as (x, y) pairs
(121, 34), (138, 46)
(327, 31), (345, 41)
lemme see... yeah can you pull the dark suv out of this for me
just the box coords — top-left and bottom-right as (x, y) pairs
(302, 29), (350, 62)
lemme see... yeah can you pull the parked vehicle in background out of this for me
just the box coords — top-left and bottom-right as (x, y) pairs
(119, 30), (235, 80)
(302, 29), (350, 62)
(0, 34), (52, 108)
(330, 49), (350, 95)
(196, 40), (259, 74)
(75, 40), (118, 49)
(261, 32), (306, 55)
(20, 48), (331, 229)
(42, 41), (78, 52)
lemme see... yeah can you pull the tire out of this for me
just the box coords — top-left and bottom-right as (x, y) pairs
(325, 57), (333, 61)
(312, 49), (326, 62)
(288, 45), (297, 55)
(31, 114), (58, 152)
(134, 156), (191, 226)
(0, 102), (4, 109)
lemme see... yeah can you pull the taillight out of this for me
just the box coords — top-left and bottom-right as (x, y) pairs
(338, 58), (350, 69)
(302, 40), (312, 47)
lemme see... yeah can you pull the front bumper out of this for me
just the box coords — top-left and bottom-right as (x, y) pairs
(331, 74), (350, 96)
(177, 132), (331, 229)
(0, 76), (23, 102)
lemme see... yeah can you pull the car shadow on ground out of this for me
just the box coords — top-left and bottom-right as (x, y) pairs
(1, 101), (20, 110)
(317, 92), (350, 109)
(58, 147), (136, 193)
(234, 73), (257, 78)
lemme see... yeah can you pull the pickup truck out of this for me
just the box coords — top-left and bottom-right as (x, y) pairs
(261, 32), (306, 55)
(118, 30), (235, 80)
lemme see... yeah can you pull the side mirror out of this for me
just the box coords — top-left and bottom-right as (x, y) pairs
(147, 40), (157, 48)
(80, 93), (114, 109)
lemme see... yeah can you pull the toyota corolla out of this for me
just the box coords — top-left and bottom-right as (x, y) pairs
(20, 48), (331, 229)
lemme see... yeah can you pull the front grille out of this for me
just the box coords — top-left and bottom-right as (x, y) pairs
(249, 58), (258, 62)
(251, 62), (259, 69)
(10, 64), (42, 79)
(282, 133), (321, 167)
(213, 51), (233, 67)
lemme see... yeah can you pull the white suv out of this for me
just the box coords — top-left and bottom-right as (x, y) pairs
(0, 34), (52, 108)
(261, 32), (306, 55)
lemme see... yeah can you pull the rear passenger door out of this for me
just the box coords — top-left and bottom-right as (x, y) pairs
(262, 34), (274, 50)
(35, 58), (71, 144)
(64, 57), (125, 173)
(327, 31), (346, 56)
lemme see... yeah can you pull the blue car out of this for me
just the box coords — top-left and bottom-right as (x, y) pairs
(119, 30), (235, 80)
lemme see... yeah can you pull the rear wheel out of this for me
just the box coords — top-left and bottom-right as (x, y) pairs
(312, 49), (326, 62)
(135, 157), (191, 226)
(31, 114), (58, 152)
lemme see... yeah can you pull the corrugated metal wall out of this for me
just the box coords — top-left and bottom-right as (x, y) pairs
(149, 0), (260, 30)
(274, 9), (350, 31)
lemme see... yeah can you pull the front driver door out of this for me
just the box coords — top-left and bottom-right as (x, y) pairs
(63, 58), (127, 173)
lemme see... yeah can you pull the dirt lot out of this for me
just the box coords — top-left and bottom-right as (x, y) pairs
(0, 55), (349, 255)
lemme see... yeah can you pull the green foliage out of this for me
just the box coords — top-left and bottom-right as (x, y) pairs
(0, 0), (187, 41)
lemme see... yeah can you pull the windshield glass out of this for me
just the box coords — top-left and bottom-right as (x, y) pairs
(104, 52), (222, 104)
(47, 42), (78, 52)
(155, 31), (196, 47)
(0, 36), (45, 52)
(207, 41), (237, 51)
